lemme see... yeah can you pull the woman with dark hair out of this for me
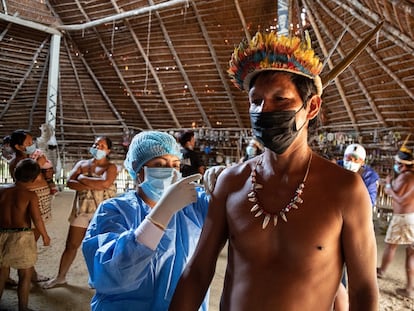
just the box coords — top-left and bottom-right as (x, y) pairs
(9, 130), (54, 225)
(81, 131), (210, 310)
(8, 129), (53, 283)
(43, 136), (118, 288)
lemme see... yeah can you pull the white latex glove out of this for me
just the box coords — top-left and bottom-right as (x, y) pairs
(203, 165), (226, 195)
(148, 173), (202, 228)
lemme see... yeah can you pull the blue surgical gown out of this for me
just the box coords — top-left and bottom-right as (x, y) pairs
(82, 187), (210, 311)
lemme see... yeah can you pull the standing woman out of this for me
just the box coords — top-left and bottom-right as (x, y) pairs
(9, 129), (54, 283)
(43, 136), (118, 288)
(82, 131), (210, 311)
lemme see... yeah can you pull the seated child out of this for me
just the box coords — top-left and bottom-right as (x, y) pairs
(0, 158), (51, 311)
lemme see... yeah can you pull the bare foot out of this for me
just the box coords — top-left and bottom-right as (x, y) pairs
(5, 277), (18, 288)
(396, 288), (414, 299)
(31, 272), (50, 283)
(376, 268), (384, 279)
(42, 277), (67, 289)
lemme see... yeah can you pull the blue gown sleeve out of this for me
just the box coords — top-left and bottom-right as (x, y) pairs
(82, 193), (156, 295)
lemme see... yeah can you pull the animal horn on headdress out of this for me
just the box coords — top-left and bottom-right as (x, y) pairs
(400, 134), (411, 153)
(321, 21), (384, 89)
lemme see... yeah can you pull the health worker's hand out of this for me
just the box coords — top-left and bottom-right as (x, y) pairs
(203, 165), (226, 195)
(149, 173), (202, 227)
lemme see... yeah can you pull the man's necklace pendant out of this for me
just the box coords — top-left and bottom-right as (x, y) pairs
(248, 153), (312, 229)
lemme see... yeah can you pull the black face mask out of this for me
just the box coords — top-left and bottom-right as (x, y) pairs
(250, 105), (305, 154)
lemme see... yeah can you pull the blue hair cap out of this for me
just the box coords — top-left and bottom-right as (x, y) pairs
(124, 131), (182, 180)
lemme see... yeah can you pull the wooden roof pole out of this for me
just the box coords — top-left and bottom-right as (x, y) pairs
(57, 0), (188, 31)
(317, 0), (414, 102)
(307, 0), (387, 127)
(0, 37), (49, 119)
(109, 0), (182, 128)
(45, 3), (128, 132)
(191, 0), (244, 128)
(63, 36), (97, 136)
(146, 0), (212, 128)
(303, 0), (359, 132)
(0, 13), (61, 35)
(234, 0), (251, 41)
(0, 19), (12, 41)
(336, 0), (414, 53)
(74, 0), (153, 129)
(77, 48), (128, 130)
(30, 48), (50, 131)
(46, 34), (61, 130)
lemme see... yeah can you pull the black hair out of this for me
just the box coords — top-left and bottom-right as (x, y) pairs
(10, 130), (31, 152)
(178, 130), (194, 146)
(97, 136), (113, 149)
(250, 71), (318, 104)
(290, 74), (319, 128)
(14, 158), (40, 182)
(3, 135), (11, 144)
(290, 74), (318, 104)
(250, 71), (319, 127)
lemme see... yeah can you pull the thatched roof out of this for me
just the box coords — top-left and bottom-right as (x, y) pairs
(1, 0), (413, 166)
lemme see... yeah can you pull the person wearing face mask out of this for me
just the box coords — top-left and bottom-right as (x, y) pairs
(8, 129), (54, 284)
(43, 136), (117, 289)
(81, 131), (210, 311)
(1, 135), (15, 163)
(9, 130), (55, 224)
(170, 31), (378, 311)
(377, 138), (414, 298)
(240, 138), (264, 163)
(338, 143), (379, 209)
(334, 143), (379, 310)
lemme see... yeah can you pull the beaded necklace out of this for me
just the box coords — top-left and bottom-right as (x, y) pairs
(248, 152), (313, 229)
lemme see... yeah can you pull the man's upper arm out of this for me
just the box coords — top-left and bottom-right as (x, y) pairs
(342, 176), (378, 298)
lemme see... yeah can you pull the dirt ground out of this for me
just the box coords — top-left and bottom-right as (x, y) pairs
(1, 190), (413, 310)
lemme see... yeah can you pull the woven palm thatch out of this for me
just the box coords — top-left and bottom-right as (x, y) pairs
(0, 0), (413, 168)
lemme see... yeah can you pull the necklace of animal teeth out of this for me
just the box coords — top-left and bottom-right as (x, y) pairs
(248, 152), (313, 229)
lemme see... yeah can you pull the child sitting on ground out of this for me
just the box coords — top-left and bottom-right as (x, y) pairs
(0, 158), (51, 311)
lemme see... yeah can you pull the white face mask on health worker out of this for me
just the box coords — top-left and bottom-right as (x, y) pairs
(140, 167), (181, 202)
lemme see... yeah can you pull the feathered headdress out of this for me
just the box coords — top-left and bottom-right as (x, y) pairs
(228, 31), (323, 95)
(228, 22), (383, 96)
(395, 134), (413, 165)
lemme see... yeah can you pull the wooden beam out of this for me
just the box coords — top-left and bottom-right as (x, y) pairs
(74, 0), (153, 129)
(146, 0), (212, 128)
(305, 1), (359, 133)
(191, 1), (244, 128)
(57, 0), (188, 31)
(0, 13), (61, 35)
(63, 34), (96, 135)
(0, 37), (49, 119)
(109, 0), (181, 128)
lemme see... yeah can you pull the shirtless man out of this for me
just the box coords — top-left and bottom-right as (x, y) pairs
(169, 31), (378, 310)
(377, 143), (414, 298)
(0, 158), (51, 311)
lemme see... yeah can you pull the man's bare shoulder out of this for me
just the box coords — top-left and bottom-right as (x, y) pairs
(311, 155), (367, 197)
(211, 161), (254, 195)
(314, 154), (359, 180)
(219, 160), (253, 180)
(399, 169), (414, 181)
